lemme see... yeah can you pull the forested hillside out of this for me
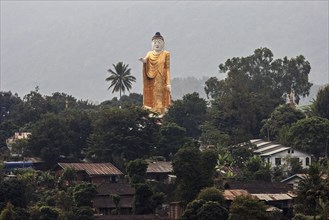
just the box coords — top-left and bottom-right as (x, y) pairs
(1, 48), (328, 220)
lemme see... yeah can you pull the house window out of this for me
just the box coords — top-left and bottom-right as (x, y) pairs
(291, 149), (294, 154)
(267, 158), (270, 164)
(275, 158), (281, 166)
(288, 149), (290, 153)
(306, 157), (310, 166)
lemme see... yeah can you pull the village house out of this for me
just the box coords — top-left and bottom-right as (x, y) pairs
(146, 161), (173, 183)
(281, 173), (308, 191)
(93, 182), (135, 216)
(224, 181), (295, 219)
(250, 139), (312, 169)
(53, 162), (124, 185)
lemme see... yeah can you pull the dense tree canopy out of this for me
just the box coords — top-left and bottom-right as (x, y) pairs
(260, 104), (305, 141)
(25, 110), (92, 169)
(172, 145), (217, 203)
(228, 195), (268, 220)
(164, 92), (207, 139)
(295, 163), (329, 219)
(86, 107), (159, 169)
(313, 84), (329, 120)
(126, 159), (148, 185)
(287, 116), (329, 158)
(205, 48), (312, 144)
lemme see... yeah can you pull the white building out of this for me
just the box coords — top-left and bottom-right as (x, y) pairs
(6, 132), (31, 156)
(250, 139), (311, 169)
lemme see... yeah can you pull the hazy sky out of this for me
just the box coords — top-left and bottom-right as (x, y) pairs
(1, 1), (328, 103)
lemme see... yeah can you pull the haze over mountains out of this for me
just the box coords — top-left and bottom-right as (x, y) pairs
(1, 1), (328, 103)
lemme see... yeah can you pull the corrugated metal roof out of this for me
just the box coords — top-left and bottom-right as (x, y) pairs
(58, 163), (123, 176)
(260, 147), (290, 156)
(250, 139), (293, 156)
(147, 161), (173, 173)
(252, 193), (293, 201)
(223, 189), (250, 200)
(254, 144), (281, 153)
(255, 141), (271, 147)
(250, 139), (262, 144)
(225, 181), (293, 194)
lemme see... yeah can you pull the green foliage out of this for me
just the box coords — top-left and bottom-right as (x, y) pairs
(0, 202), (14, 220)
(313, 84), (329, 119)
(106, 62), (136, 99)
(73, 183), (97, 207)
(25, 110), (92, 168)
(13, 207), (30, 220)
(60, 168), (77, 185)
(292, 213), (315, 220)
(261, 104), (305, 141)
(205, 47), (312, 144)
(180, 199), (228, 220)
(126, 159), (148, 185)
(200, 122), (230, 147)
(164, 92), (207, 138)
(295, 163), (329, 218)
(133, 184), (154, 214)
(0, 178), (27, 209)
(86, 107), (159, 169)
(235, 156), (271, 182)
(74, 206), (94, 220)
(156, 122), (189, 159)
(172, 146), (217, 203)
(39, 206), (60, 220)
(287, 116), (329, 158)
(111, 194), (120, 208)
(197, 201), (228, 220)
(132, 183), (164, 215)
(228, 195), (268, 220)
(196, 187), (225, 205)
(55, 190), (74, 212)
(227, 143), (255, 168)
(100, 93), (142, 108)
(200, 150), (218, 186)
(180, 199), (206, 220)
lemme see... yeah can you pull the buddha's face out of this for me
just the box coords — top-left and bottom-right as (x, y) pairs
(152, 39), (164, 52)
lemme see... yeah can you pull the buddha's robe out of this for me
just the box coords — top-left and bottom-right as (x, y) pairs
(143, 50), (171, 114)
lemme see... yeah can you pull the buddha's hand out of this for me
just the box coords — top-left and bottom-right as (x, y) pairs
(166, 85), (171, 92)
(139, 58), (146, 63)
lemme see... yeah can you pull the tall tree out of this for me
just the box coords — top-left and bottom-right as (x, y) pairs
(106, 62), (136, 100)
(86, 107), (159, 169)
(228, 195), (269, 220)
(287, 116), (329, 159)
(156, 122), (190, 159)
(205, 48), (312, 144)
(313, 84), (329, 120)
(260, 104), (305, 141)
(164, 92), (207, 139)
(295, 163), (329, 219)
(172, 145), (217, 204)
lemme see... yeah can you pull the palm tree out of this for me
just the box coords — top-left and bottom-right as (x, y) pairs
(106, 62), (136, 100)
(296, 163), (329, 220)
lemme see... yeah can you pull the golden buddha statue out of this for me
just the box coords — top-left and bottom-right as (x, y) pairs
(139, 32), (171, 115)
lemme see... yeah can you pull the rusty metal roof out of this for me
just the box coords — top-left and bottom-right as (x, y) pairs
(147, 161), (173, 173)
(224, 181), (293, 194)
(252, 193), (293, 201)
(223, 189), (250, 200)
(58, 163), (123, 176)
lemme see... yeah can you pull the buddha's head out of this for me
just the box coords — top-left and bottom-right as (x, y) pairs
(152, 32), (164, 52)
